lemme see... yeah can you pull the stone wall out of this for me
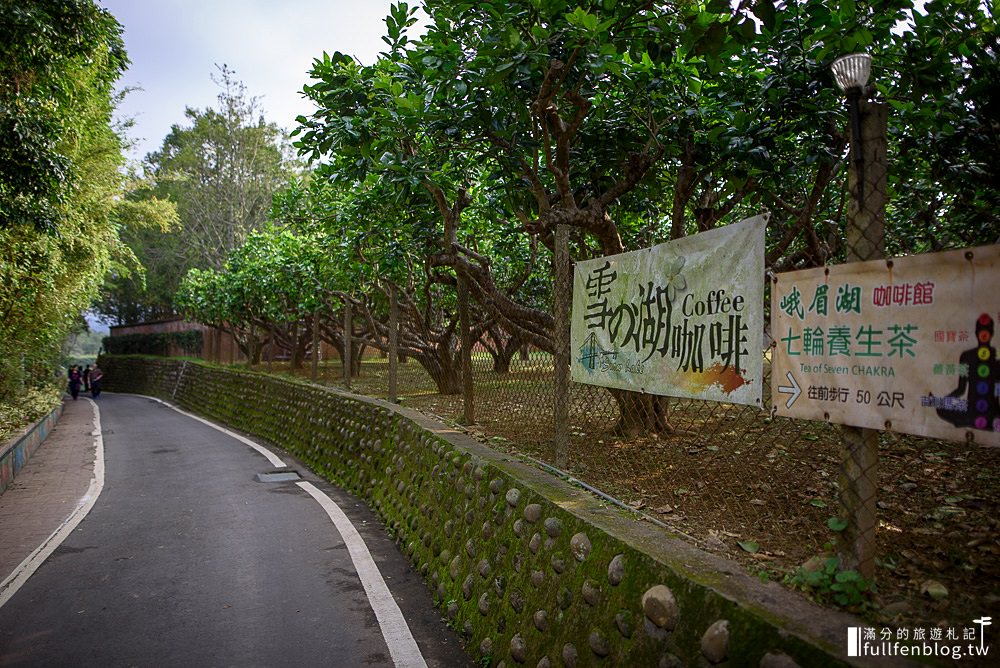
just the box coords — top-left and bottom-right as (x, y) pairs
(99, 355), (867, 667)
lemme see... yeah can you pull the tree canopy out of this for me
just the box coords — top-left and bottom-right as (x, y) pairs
(172, 0), (997, 428)
(0, 0), (126, 233)
(97, 67), (296, 325)
(1, 0), (146, 405)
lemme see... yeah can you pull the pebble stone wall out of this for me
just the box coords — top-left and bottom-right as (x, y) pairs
(99, 355), (862, 667)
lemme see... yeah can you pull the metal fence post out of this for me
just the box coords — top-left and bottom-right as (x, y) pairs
(247, 324), (255, 366)
(553, 223), (571, 468)
(388, 287), (399, 403)
(458, 275), (476, 425)
(311, 310), (320, 382)
(839, 100), (888, 579)
(267, 326), (274, 373)
(343, 302), (352, 390)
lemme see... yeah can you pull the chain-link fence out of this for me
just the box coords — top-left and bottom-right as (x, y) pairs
(261, 310), (997, 629)
(246, 100), (997, 627)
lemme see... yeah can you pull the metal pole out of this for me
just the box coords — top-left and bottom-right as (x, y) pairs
(838, 100), (887, 580)
(553, 223), (571, 468)
(311, 310), (320, 382)
(458, 275), (475, 425)
(343, 302), (352, 389)
(388, 287), (399, 403)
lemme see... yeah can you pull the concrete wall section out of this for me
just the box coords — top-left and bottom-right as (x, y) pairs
(0, 402), (64, 496)
(98, 355), (869, 667)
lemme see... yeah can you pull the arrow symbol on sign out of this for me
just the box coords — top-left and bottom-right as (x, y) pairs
(778, 371), (802, 409)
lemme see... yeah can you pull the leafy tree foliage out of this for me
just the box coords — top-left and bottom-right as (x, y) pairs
(98, 67), (296, 325)
(147, 66), (294, 270)
(178, 1), (997, 431)
(0, 0), (125, 232)
(881, 0), (999, 251)
(0, 1), (144, 404)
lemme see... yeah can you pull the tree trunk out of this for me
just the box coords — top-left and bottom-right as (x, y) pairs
(351, 341), (364, 377)
(248, 325), (262, 365)
(608, 390), (682, 437)
(414, 347), (463, 395)
(493, 346), (515, 374)
(492, 335), (523, 373)
(483, 327), (522, 374)
(326, 337), (363, 378)
(231, 330), (251, 364)
(430, 359), (462, 395)
(290, 322), (307, 370)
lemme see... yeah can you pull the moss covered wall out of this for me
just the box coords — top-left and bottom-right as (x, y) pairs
(100, 355), (866, 667)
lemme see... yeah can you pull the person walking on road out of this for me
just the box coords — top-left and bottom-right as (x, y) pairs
(90, 364), (104, 398)
(83, 364), (92, 392)
(67, 366), (82, 400)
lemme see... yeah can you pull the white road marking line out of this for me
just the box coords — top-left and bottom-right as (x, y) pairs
(134, 395), (286, 468)
(0, 398), (106, 609)
(297, 481), (428, 668)
(124, 393), (427, 668)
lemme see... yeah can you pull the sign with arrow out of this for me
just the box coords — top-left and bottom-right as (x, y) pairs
(777, 372), (801, 409)
(770, 244), (1000, 446)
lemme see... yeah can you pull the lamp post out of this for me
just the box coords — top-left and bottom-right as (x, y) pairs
(830, 53), (887, 580)
(831, 54), (872, 210)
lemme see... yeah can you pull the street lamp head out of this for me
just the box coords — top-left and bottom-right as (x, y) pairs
(831, 53), (872, 93)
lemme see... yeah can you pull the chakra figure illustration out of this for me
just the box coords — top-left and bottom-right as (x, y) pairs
(937, 313), (1000, 432)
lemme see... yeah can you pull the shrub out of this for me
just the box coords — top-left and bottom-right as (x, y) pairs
(101, 330), (203, 356)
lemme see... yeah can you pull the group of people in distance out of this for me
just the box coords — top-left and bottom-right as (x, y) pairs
(67, 363), (103, 400)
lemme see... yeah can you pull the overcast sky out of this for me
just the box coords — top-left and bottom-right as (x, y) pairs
(98, 0), (409, 163)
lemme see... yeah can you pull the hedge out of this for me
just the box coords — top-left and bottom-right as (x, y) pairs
(101, 330), (203, 356)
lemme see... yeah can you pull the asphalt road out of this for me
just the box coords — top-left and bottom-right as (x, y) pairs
(0, 394), (469, 667)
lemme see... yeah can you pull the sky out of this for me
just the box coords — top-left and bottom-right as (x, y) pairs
(98, 0), (409, 163)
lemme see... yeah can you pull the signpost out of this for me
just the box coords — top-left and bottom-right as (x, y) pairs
(570, 215), (767, 406)
(771, 244), (1000, 446)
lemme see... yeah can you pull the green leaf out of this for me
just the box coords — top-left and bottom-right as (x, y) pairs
(738, 540), (760, 554)
(809, 499), (827, 508)
(752, 0), (777, 32)
(827, 517), (848, 532)
(835, 570), (861, 584)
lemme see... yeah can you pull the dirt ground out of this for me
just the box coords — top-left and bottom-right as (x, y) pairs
(265, 356), (1000, 632)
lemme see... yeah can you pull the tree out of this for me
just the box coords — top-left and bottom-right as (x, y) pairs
(94, 186), (180, 325)
(1, 0), (131, 403)
(0, 0), (126, 232)
(98, 67), (295, 325)
(880, 0), (999, 251)
(176, 229), (319, 368)
(272, 0), (999, 433)
(292, 1), (752, 430)
(148, 65), (294, 269)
